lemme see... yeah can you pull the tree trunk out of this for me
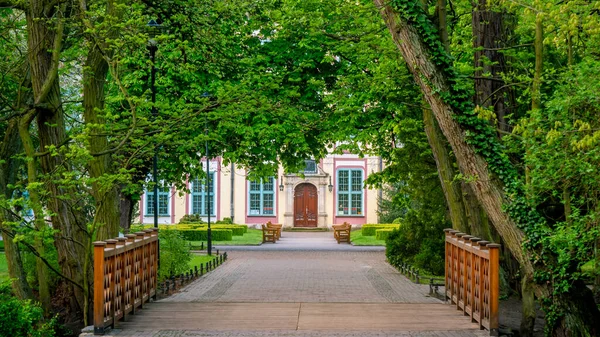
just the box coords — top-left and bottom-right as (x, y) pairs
(26, 0), (89, 316)
(0, 119), (33, 300)
(520, 272), (536, 337)
(18, 110), (51, 312)
(372, 1), (600, 334)
(119, 189), (135, 234)
(373, 0), (530, 276)
(472, 0), (514, 134)
(0, 228), (33, 299)
(423, 107), (469, 233)
(81, 0), (123, 240)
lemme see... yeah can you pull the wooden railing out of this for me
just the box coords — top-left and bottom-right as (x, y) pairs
(93, 229), (158, 335)
(444, 229), (500, 336)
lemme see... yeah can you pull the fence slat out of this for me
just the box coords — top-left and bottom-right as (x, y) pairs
(444, 229), (499, 336)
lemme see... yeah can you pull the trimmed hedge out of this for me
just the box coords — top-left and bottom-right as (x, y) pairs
(375, 229), (394, 241)
(361, 224), (400, 236)
(175, 224), (248, 236)
(143, 224), (248, 236)
(164, 228), (233, 241)
(189, 224), (247, 236)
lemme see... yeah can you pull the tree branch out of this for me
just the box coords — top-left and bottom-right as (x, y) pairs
(1, 227), (84, 291)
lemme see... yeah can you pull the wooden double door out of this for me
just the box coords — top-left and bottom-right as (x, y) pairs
(294, 183), (318, 227)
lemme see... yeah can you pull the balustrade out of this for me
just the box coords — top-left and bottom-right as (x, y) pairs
(444, 229), (499, 336)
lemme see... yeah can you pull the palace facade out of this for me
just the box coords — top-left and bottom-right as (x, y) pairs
(139, 153), (382, 228)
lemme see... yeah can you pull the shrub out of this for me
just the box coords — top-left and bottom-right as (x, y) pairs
(0, 240), (4, 251)
(362, 224), (400, 236)
(158, 230), (191, 281)
(215, 217), (233, 224)
(375, 229), (394, 241)
(173, 228), (233, 241)
(152, 224), (247, 235)
(0, 282), (57, 337)
(195, 225), (246, 236)
(178, 214), (205, 224)
(385, 210), (447, 276)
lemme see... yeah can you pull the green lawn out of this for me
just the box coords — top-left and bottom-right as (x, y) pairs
(350, 230), (386, 246)
(0, 253), (8, 282)
(189, 253), (216, 268)
(189, 228), (262, 248)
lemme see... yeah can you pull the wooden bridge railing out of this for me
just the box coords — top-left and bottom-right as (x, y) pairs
(93, 228), (158, 335)
(444, 229), (500, 336)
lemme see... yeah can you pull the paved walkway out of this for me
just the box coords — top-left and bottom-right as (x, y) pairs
(164, 251), (436, 303)
(101, 233), (486, 337)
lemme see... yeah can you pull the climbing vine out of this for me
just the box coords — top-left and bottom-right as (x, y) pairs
(389, 0), (583, 330)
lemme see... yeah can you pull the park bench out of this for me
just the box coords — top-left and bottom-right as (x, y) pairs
(332, 222), (351, 244)
(262, 224), (278, 243)
(266, 222), (282, 240)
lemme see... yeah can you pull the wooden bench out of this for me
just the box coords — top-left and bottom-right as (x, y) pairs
(266, 222), (282, 240)
(332, 223), (351, 244)
(261, 224), (278, 243)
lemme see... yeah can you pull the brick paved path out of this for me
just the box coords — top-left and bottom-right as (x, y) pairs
(96, 233), (487, 337)
(164, 251), (439, 303)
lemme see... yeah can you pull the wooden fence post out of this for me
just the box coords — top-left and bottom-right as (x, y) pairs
(488, 243), (500, 336)
(93, 242), (107, 335)
(105, 239), (117, 328)
(444, 228), (452, 302)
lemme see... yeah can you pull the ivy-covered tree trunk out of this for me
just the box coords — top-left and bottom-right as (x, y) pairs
(472, 0), (513, 134)
(472, 3), (535, 334)
(373, 1), (600, 335)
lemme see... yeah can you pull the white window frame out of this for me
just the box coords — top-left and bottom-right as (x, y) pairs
(145, 185), (171, 217)
(247, 177), (276, 216)
(190, 172), (216, 216)
(336, 168), (364, 216)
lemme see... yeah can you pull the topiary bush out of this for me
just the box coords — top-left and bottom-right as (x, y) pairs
(215, 217), (233, 224)
(362, 224), (400, 236)
(375, 229), (394, 241)
(0, 282), (58, 337)
(178, 214), (205, 224)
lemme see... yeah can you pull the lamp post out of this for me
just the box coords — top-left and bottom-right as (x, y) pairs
(147, 19), (161, 230)
(201, 92), (212, 255)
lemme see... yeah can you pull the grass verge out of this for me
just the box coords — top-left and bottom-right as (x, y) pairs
(350, 230), (386, 246)
(189, 254), (216, 268)
(189, 228), (262, 248)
